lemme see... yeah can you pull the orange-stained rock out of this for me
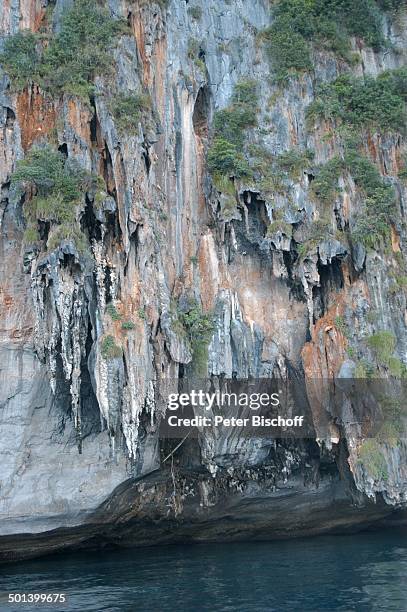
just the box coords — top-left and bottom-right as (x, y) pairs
(16, 86), (56, 151)
(302, 300), (348, 380)
(67, 99), (92, 146)
(391, 224), (401, 253)
(130, 9), (150, 87)
(367, 134), (378, 163)
(20, 0), (46, 31)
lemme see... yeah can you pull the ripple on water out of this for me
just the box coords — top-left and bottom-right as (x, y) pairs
(0, 530), (406, 612)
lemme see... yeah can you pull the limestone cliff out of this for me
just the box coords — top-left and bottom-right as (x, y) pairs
(0, 0), (406, 561)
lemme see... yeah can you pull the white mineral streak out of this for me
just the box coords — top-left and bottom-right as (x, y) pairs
(95, 352), (111, 430)
(29, 254), (89, 431)
(109, 265), (118, 302)
(70, 295), (84, 429)
(48, 318), (59, 394)
(93, 240), (106, 324)
(56, 273), (74, 381)
(121, 368), (142, 458)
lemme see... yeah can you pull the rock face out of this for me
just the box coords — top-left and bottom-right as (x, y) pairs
(0, 0), (407, 561)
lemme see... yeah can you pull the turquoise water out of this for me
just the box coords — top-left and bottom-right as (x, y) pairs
(1, 530), (407, 611)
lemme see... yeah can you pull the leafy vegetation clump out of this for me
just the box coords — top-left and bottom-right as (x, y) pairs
(188, 6), (203, 19)
(179, 305), (214, 342)
(357, 439), (388, 480)
(367, 330), (397, 365)
(139, 0), (169, 7)
(366, 330), (406, 377)
(311, 156), (344, 204)
(262, 0), (389, 81)
(267, 220), (293, 237)
(208, 80), (258, 182)
(187, 38), (206, 71)
(121, 321), (135, 330)
(248, 145), (313, 197)
(214, 80), (259, 148)
(23, 224), (40, 245)
(357, 393), (405, 480)
(308, 147), (397, 248)
(13, 146), (81, 221)
(208, 138), (252, 178)
(275, 148), (314, 178)
(179, 302), (215, 376)
(12, 145), (98, 252)
(42, 0), (126, 98)
(0, 31), (40, 90)
(101, 335), (122, 360)
(345, 149), (397, 249)
(106, 303), (122, 321)
(354, 359), (375, 379)
(398, 153), (407, 181)
(0, 0), (125, 100)
(296, 219), (334, 257)
(307, 69), (407, 133)
(377, 0), (405, 11)
(111, 92), (152, 132)
(46, 223), (88, 254)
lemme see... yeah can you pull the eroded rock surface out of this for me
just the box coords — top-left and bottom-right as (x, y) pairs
(0, 0), (406, 561)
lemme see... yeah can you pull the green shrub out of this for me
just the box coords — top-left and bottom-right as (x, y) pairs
(376, 421), (402, 445)
(0, 31), (40, 90)
(212, 173), (236, 196)
(357, 439), (388, 480)
(380, 395), (405, 421)
(346, 346), (355, 358)
(187, 37), (200, 59)
(367, 330), (396, 366)
(188, 6), (202, 19)
(276, 148), (314, 178)
(180, 305), (214, 341)
(111, 92), (152, 132)
(267, 220), (293, 237)
(394, 275), (407, 289)
(12, 144), (101, 253)
(398, 153), (407, 181)
(187, 37), (205, 70)
(208, 81), (258, 182)
(247, 145), (286, 195)
(345, 149), (397, 248)
(137, 307), (146, 320)
(214, 107), (257, 147)
(41, 0), (125, 98)
(101, 335), (122, 360)
(311, 156), (344, 204)
(179, 303), (214, 376)
(121, 321), (135, 330)
(213, 80), (258, 147)
(12, 145), (89, 224)
(307, 69), (407, 133)
(46, 222), (88, 254)
(265, 27), (312, 82)
(297, 219), (333, 257)
(334, 315), (346, 333)
(377, 0), (405, 11)
(23, 224), (40, 245)
(0, 0), (125, 99)
(106, 303), (122, 321)
(387, 356), (405, 378)
(208, 138), (252, 178)
(354, 359), (375, 378)
(32, 194), (76, 224)
(262, 0), (387, 81)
